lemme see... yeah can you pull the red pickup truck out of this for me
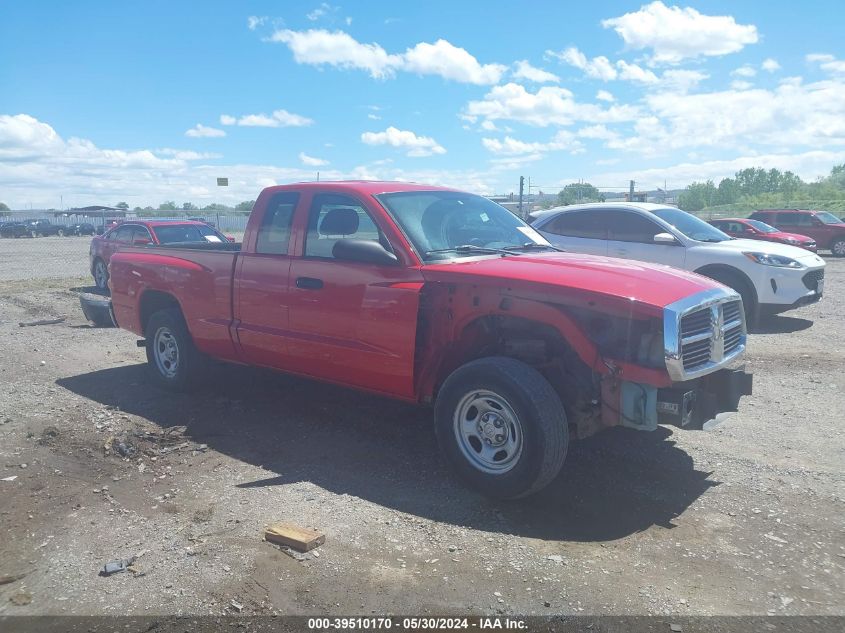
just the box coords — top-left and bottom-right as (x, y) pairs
(109, 181), (752, 498)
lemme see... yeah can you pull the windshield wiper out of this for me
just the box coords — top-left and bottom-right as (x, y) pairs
(503, 242), (565, 253)
(425, 244), (516, 257)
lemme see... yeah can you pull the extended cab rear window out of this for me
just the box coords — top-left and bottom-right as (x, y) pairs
(255, 192), (300, 255)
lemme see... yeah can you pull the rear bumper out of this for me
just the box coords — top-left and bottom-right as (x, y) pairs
(657, 367), (753, 430)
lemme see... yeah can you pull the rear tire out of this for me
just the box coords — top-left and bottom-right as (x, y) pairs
(434, 357), (568, 499)
(57, 228), (65, 237)
(832, 238), (845, 257)
(145, 308), (201, 391)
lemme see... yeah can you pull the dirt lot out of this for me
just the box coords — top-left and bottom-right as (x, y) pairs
(0, 249), (843, 617)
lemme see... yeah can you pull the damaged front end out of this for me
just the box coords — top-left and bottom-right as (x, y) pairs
(580, 287), (753, 434)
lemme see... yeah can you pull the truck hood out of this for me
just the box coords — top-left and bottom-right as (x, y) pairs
(421, 252), (721, 310)
(705, 238), (825, 265)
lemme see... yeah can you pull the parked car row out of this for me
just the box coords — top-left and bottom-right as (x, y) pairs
(0, 219), (96, 237)
(530, 203), (827, 325)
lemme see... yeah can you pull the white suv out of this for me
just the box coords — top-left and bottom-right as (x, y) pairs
(532, 203), (826, 324)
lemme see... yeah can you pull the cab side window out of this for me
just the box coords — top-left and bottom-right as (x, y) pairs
(255, 192), (300, 255)
(604, 211), (663, 243)
(304, 194), (384, 259)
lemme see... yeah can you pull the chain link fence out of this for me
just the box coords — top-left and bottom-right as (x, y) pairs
(0, 212), (249, 283)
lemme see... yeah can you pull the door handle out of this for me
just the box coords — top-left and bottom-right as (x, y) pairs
(296, 277), (324, 290)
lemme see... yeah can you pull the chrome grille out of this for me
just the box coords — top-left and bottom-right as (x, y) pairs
(666, 289), (748, 381)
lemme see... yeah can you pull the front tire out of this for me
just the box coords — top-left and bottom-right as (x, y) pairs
(434, 357), (568, 499)
(145, 308), (201, 391)
(832, 238), (845, 257)
(93, 258), (109, 291)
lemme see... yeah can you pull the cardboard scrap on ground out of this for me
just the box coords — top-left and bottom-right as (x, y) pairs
(264, 522), (325, 552)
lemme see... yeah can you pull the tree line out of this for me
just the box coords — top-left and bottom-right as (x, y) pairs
(114, 201), (256, 214)
(677, 165), (845, 212)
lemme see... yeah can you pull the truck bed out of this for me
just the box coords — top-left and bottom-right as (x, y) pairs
(109, 246), (241, 360)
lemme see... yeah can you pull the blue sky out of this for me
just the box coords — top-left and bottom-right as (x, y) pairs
(2, 1), (845, 208)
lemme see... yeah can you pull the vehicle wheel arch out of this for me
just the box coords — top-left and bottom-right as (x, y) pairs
(431, 314), (593, 420)
(693, 264), (759, 320)
(140, 290), (184, 336)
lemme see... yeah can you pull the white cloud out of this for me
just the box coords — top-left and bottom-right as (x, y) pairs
(269, 28), (505, 84)
(605, 78), (845, 153)
(576, 125), (618, 141)
(547, 47), (658, 84)
(0, 114), (502, 207)
(219, 109), (314, 128)
(730, 80), (753, 91)
(547, 47), (617, 81)
(761, 58), (781, 72)
(299, 152), (329, 166)
(185, 124), (226, 138)
(512, 60), (559, 83)
(360, 126), (446, 157)
(731, 65), (757, 78)
(596, 90), (615, 102)
(367, 113), (381, 120)
(463, 83), (640, 127)
(807, 53), (845, 74)
(307, 3), (333, 21)
(661, 69), (708, 92)
(601, 1), (758, 64)
(616, 60), (659, 83)
(247, 16), (266, 31)
(270, 29), (401, 79)
(481, 131), (582, 156)
(403, 39), (506, 84)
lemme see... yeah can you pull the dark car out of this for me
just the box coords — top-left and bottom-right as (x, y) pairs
(26, 219), (64, 237)
(66, 222), (96, 236)
(0, 221), (30, 238)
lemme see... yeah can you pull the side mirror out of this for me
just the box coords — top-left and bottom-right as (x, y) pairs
(653, 232), (678, 245)
(134, 237), (151, 246)
(332, 239), (399, 265)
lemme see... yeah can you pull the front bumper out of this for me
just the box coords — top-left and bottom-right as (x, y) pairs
(657, 367), (753, 430)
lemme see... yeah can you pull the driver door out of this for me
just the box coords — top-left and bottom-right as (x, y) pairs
(286, 193), (424, 399)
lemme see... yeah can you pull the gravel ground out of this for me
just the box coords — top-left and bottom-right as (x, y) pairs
(0, 257), (842, 617)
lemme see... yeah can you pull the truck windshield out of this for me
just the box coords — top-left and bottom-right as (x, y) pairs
(652, 208), (731, 243)
(376, 191), (551, 261)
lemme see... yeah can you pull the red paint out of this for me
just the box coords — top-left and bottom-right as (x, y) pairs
(749, 209), (845, 251)
(110, 182), (726, 407)
(709, 217), (817, 252)
(89, 220), (228, 279)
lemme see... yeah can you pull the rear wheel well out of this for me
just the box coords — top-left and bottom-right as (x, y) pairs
(140, 290), (182, 335)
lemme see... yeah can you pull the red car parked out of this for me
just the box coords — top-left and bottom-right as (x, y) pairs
(89, 220), (232, 290)
(709, 218), (817, 252)
(749, 209), (845, 256)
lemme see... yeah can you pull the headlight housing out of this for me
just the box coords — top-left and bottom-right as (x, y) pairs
(784, 237), (799, 245)
(743, 252), (803, 268)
